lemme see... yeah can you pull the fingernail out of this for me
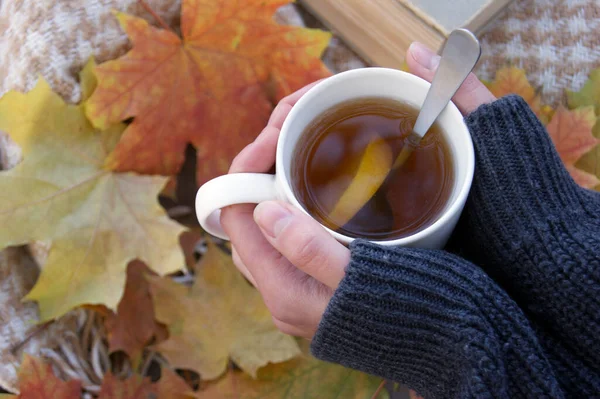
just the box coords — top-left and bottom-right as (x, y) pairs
(409, 42), (441, 71)
(254, 202), (293, 238)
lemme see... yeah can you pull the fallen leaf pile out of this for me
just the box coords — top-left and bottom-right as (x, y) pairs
(0, 0), (599, 397)
(3, 355), (195, 399)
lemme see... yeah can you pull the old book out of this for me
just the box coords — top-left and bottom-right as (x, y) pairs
(300, 0), (513, 68)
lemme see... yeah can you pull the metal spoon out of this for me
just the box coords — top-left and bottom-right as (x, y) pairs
(395, 29), (482, 168)
(342, 29), (481, 235)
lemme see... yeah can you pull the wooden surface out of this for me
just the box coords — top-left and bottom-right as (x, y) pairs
(300, 0), (445, 68)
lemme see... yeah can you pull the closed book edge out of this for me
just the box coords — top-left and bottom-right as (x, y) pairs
(301, 0), (514, 68)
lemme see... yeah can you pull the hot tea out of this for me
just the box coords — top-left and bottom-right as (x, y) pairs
(292, 97), (454, 240)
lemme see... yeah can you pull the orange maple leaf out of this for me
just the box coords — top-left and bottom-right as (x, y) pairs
(547, 106), (600, 188)
(97, 369), (193, 399)
(15, 355), (81, 399)
(486, 67), (553, 124)
(86, 0), (331, 185)
(104, 261), (168, 365)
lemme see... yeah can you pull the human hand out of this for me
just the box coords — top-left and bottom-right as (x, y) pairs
(220, 42), (496, 339)
(220, 82), (350, 339)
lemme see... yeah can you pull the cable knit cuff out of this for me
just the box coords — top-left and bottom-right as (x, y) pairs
(311, 241), (562, 399)
(464, 95), (589, 222)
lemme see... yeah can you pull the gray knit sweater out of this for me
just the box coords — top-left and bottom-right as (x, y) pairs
(311, 96), (600, 398)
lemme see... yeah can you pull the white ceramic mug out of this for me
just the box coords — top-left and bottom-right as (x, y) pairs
(195, 67), (474, 249)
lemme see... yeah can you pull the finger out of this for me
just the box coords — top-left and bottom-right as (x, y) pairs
(279, 80), (324, 108)
(406, 42), (496, 115)
(253, 201), (350, 289)
(272, 316), (313, 338)
(221, 204), (301, 292)
(453, 73), (497, 116)
(222, 203), (330, 328)
(268, 80), (323, 128)
(231, 80), (325, 173)
(231, 246), (257, 287)
(229, 125), (279, 173)
(222, 201), (334, 334)
(267, 102), (293, 128)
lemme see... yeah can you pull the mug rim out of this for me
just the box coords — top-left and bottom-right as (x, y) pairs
(276, 67), (475, 246)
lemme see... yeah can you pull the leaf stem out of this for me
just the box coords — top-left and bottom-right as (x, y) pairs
(370, 379), (387, 399)
(138, 0), (172, 32)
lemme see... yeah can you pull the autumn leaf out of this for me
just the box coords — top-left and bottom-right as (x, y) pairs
(80, 58), (98, 102)
(0, 78), (186, 321)
(568, 67), (600, 137)
(487, 67), (536, 100)
(568, 68), (600, 115)
(148, 242), (300, 380)
(97, 369), (194, 399)
(486, 67), (553, 124)
(575, 135), (600, 191)
(565, 67), (600, 190)
(546, 106), (600, 188)
(86, 0), (331, 185)
(13, 355), (81, 399)
(104, 261), (168, 365)
(202, 354), (388, 399)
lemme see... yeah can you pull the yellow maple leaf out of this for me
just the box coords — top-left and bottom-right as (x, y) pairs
(0, 77), (186, 321)
(202, 344), (387, 398)
(148, 242), (300, 381)
(486, 67), (553, 124)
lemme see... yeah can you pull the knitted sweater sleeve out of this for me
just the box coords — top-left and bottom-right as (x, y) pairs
(311, 96), (600, 398)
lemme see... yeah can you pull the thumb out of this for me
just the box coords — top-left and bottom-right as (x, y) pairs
(254, 201), (350, 289)
(406, 42), (496, 115)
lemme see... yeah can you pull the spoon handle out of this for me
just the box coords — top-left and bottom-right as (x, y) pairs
(412, 29), (481, 139)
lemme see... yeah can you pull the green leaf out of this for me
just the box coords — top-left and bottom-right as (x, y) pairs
(567, 68), (600, 114)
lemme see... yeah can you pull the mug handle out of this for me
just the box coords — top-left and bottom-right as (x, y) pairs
(195, 173), (279, 240)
